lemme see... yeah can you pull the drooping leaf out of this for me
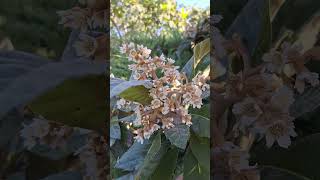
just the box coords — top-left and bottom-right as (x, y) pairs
(119, 85), (153, 105)
(29, 75), (106, 131)
(164, 124), (190, 149)
(151, 147), (179, 180)
(261, 166), (312, 180)
(115, 140), (151, 171)
(183, 147), (209, 180)
(189, 133), (210, 172)
(0, 52), (106, 120)
(190, 114), (210, 138)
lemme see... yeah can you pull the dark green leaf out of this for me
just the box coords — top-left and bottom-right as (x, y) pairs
(261, 166), (312, 180)
(110, 116), (121, 140)
(190, 114), (210, 138)
(189, 133), (210, 171)
(164, 124), (190, 149)
(151, 147), (179, 180)
(115, 140), (151, 171)
(183, 147), (209, 180)
(137, 133), (168, 179)
(29, 75), (106, 131)
(252, 133), (320, 179)
(119, 85), (153, 105)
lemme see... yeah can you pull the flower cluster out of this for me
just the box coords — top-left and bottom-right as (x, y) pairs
(20, 117), (107, 180)
(57, 0), (107, 60)
(117, 43), (209, 143)
(211, 13), (320, 180)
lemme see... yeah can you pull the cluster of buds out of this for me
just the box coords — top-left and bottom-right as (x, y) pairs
(117, 43), (209, 143)
(20, 117), (73, 150)
(57, 0), (107, 60)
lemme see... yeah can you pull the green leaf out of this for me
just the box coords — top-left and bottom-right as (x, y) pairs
(119, 85), (153, 105)
(189, 133), (210, 172)
(183, 147), (209, 180)
(261, 166), (312, 180)
(164, 124), (190, 149)
(115, 140), (151, 171)
(29, 75), (106, 131)
(0, 53), (106, 120)
(151, 147), (179, 180)
(290, 86), (320, 118)
(182, 39), (210, 79)
(110, 78), (152, 98)
(110, 116), (121, 140)
(252, 133), (320, 179)
(189, 104), (210, 117)
(136, 132), (164, 179)
(181, 55), (195, 78)
(190, 114), (210, 138)
(193, 38), (210, 68)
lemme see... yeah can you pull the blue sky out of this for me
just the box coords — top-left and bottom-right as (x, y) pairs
(177, 0), (210, 9)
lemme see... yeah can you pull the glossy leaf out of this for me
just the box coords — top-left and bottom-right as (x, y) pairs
(190, 114), (210, 138)
(183, 147), (209, 180)
(151, 147), (179, 180)
(119, 85), (153, 105)
(164, 124), (190, 149)
(115, 140), (151, 171)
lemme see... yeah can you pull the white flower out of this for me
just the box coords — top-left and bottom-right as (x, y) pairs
(265, 119), (297, 148)
(232, 97), (262, 130)
(73, 33), (98, 58)
(161, 104), (170, 115)
(167, 58), (175, 64)
(151, 99), (162, 109)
